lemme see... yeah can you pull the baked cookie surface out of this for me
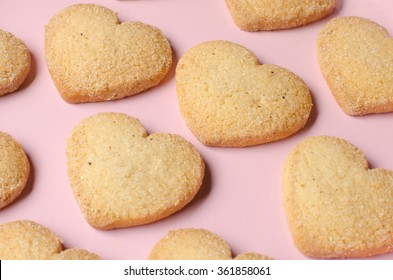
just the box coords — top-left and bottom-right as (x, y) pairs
(0, 220), (100, 260)
(45, 4), (172, 103)
(283, 136), (393, 258)
(234, 253), (273, 260)
(176, 40), (312, 147)
(0, 132), (30, 209)
(66, 112), (204, 229)
(148, 228), (233, 260)
(317, 16), (393, 115)
(226, 0), (335, 31)
(0, 29), (31, 96)
(148, 228), (273, 260)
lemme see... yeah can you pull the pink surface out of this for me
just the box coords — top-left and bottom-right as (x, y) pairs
(0, 0), (393, 260)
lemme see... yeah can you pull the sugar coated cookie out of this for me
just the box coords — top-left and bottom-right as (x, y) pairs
(148, 228), (233, 260)
(317, 16), (393, 115)
(45, 4), (172, 103)
(283, 136), (393, 258)
(226, 0), (335, 31)
(66, 112), (204, 229)
(176, 40), (312, 147)
(234, 253), (273, 260)
(0, 30), (31, 96)
(148, 228), (273, 260)
(0, 132), (30, 209)
(0, 220), (100, 260)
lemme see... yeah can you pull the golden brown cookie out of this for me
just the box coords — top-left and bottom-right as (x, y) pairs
(45, 4), (172, 103)
(226, 0), (335, 31)
(283, 136), (393, 258)
(234, 253), (273, 260)
(0, 29), (31, 96)
(66, 112), (204, 229)
(148, 228), (233, 260)
(317, 16), (393, 115)
(0, 220), (100, 260)
(0, 131), (30, 209)
(176, 40), (312, 147)
(148, 228), (273, 260)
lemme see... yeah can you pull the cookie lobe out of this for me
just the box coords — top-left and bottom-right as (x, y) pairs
(0, 132), (30, 209)
(0, 220), (100, 260)
(0, 30), (31, 96)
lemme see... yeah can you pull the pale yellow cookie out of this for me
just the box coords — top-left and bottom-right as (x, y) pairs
(0, 131), (30, 209)
(0, 30), (31, 96)
(317, 16), (393, 115)
(283, 136), (393, 258)
(148, 228), (233, 260)
(66, 112), (204, 229)
(226, 0), (335, 31)
(45, 4), (172, 103)
(234, 253), (273, 260)
(0, 220), (100, 260)
(176, 40), (312, 147)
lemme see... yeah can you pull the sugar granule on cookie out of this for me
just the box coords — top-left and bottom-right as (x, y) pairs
(0, 220), (100, 260)
(66, 112), (205, 229)
(317, 16), (393, 115)
(176, 40), (312, 147)
(283, 136), (393, 258)
(45, 4), (172, 103)
(225, 0), (335, 31)
(0, 30), (31, 96)
(0, 131), (30, 209)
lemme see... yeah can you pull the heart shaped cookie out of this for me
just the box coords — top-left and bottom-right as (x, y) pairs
(317, 16), (393, 115)
(45, 4), (172, 103)
(66, 112), (204, 229)
(0, 220), (100, 260)
(0, 131), (30, 209)
(283, 136), (393, 258)
(225, 0), (335, 31)
(0, 29), (31, 96)
(176, 40), (312, 147)
(148, 228), (273, 260)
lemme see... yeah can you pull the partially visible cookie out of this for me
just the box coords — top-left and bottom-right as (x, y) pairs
(225, 0), (335, 31)
(234, 253), (273, 260)
(54, 248), (101, 260)
(148, 228), (273, 260)
(148, 228), (233, 260)
(66, 112), (204, 229)
(283, 136), (393, 258)
(0, 220), (100, 260)
(45, 4), (172, 103)
(176, 40), (312, 147)
(317, 16), (393, 115)
(0, 30), (31, 96)
(0, 132), (30, 209)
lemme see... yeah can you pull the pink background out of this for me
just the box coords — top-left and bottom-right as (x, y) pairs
(0, 0), (392, 260)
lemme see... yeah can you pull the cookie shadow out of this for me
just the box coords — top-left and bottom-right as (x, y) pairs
(159, 43), (177, 87)
(334, 0), (344, 14)
(192, 161), (212, 205)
